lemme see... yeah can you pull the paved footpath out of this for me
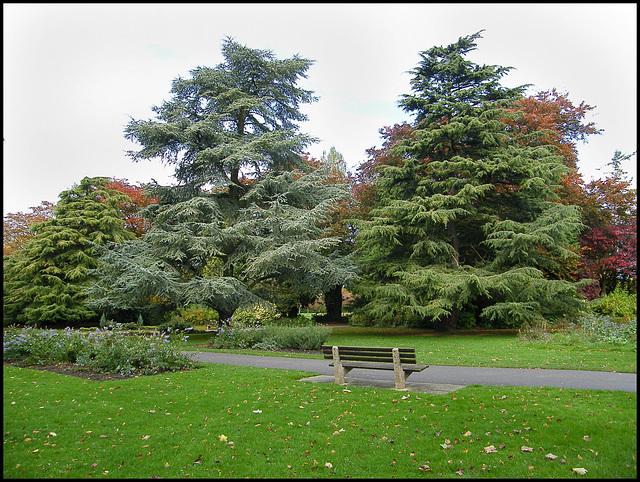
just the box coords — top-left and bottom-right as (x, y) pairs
(184, 351), (636, 394)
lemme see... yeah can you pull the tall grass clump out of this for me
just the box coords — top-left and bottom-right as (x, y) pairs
(3, 325), (195, 376)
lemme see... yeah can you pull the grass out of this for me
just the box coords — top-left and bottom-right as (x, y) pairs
(182, 326), (637, 373)
(3, 363), (636, 479)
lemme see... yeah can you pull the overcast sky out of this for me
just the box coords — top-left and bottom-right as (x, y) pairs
(3, 3), (637, 216)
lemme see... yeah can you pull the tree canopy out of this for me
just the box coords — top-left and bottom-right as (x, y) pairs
(3, 177), (136, 326)
(352, 31), (587, 330)
(88, 39), (357, 321)
(125, 37), (317, 202)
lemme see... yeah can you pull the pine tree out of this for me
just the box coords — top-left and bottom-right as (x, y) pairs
(3, 177), (135, 326)
(354, 32), (586, 331)
(88, 168), (357, 320)
(124, 37), (317, 202)
(90, 39), (357, 322)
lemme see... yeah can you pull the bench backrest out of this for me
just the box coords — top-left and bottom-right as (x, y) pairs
(321, 345), (418, 365)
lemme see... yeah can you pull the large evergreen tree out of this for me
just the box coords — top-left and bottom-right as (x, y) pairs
(88, 168), (356, 320)
(353, 32), (586, 331)
(124, 36), (317, 202)
(3, 177), (135, 326)
(89, 39), (356, 321)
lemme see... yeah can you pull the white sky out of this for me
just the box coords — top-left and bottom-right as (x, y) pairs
(3, 3), (637, 216)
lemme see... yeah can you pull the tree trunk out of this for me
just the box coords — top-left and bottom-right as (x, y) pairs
(445, 305), (459, 332)
(229, 167), (242, 204)
(216, 306), (237, 325)
(324, 285), (343, 322)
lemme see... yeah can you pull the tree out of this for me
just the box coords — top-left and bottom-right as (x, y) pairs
(353, 31), (585, 331)
(305, 148), (359, 320)
(352, 123), (416, 222)
(577, 151), (637, 297)
(3, 177), (136, 326)
(503, 88), (601, 170)
(106, 178), (159, 236)
(87, 168), (357, 321)
(124, 37), (317, 203)
(3, 201), (55, 256)
(90, 39), (357, 321)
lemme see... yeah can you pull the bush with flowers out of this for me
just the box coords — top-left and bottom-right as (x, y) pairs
(3, 324), (195, 376)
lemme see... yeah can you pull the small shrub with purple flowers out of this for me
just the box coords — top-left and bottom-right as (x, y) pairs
(3, 324), (194, 376)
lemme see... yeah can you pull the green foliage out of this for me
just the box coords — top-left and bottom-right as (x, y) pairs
(232, 303), (281, 325)
(519, 313), (636, 350)
(124, 37), (317, 198)
(105, 38), (356, 323)
(3, 177), (135, 326)
(269, 315), (316, 327)
(588, 285), (637, 320)
(89, 168), (356, 321)
(3, 325), (195, 375)
(353, 32), (585, 330)
(168, 304), (220, 326)
(212, 322), (331, 350)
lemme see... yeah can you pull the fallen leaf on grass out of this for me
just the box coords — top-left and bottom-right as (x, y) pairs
(484, 445), (497, 453)
(418, 464), (432, 471)
(325, 462), (333, 469)
(545, 453), (558, 460)
(521, 446), (534, 452)
(572, 468), (588, 475)
(583, 436), (591, 441)
(455, 468), (464, 476)
(218, 435), (227, 443)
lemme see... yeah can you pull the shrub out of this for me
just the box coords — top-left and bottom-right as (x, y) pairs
(3, 326), (86, 365)
(588, 286), (637, 320)
(3, 325), (195, 375)
(233, 304), (281, 325)
(590, 286), (635, 318)
(211, 324), (331, 350)
(168, 304), (219, 327)
(577, 313), (636, 347)
(266, 315), (315, 327)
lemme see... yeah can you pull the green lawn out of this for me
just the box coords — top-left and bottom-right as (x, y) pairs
(182, 326), (637, 373)
(3, 363), (636, 479)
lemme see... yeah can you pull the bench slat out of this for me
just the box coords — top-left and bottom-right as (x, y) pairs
(322, 345), (415, 353)
(321, 345), (417, 364)
(331, 355), (417, 364)
(330, 361), (429, 371)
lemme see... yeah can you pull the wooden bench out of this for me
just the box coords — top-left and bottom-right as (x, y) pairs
(321, 345), (428, 390)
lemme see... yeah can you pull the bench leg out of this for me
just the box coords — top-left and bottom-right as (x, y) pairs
(392, 348), (408, 390)
(332, 346), (350, 385)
